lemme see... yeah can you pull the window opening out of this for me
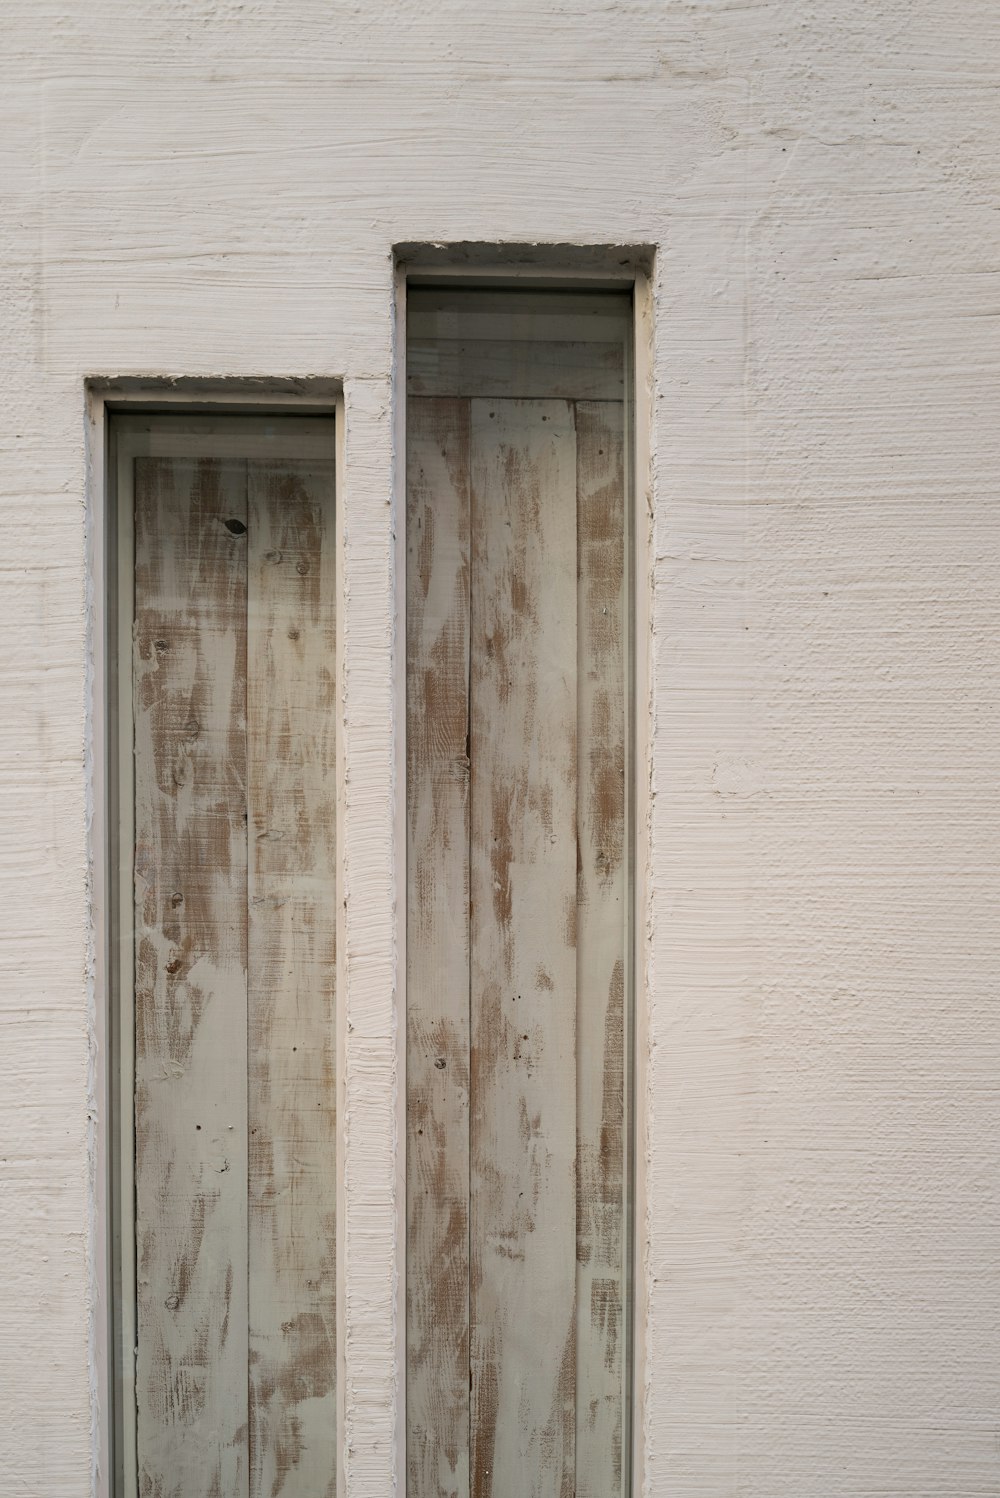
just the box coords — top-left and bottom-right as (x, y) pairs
(405, 287), (635, 1497)
(109, 411), (338, 1498)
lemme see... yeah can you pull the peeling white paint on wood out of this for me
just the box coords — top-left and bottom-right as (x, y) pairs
(405, 397), (471, 1498)
(1, 2), (999, 1496)
(133, 457), (250, 1498)
(131, 446), (337, 1498)
(247, 461), (337, 1498)
(468, 398), (580, 1498)
(574, 400), (626, 1498)
(406, 368), (630, 1497)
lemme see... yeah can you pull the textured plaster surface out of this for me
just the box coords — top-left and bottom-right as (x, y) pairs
(2, 1), (1000, 1494)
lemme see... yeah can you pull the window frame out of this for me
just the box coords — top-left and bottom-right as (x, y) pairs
(87, 385), (341, 1498)
(393, 252), (653, 1498)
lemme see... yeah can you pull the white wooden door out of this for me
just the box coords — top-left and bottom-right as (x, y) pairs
(406, 293), (630, 1498)
(127, 419), (337, 1498)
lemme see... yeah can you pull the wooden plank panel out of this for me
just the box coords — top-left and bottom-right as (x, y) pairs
(133, 456), (250, 1498)
(408, 339), (624, 402)
(573, 402), (627, 1498)
(247, 460), (338, 1498)
(406, 397), (472, 1498)
(469, 398), (578, 1498)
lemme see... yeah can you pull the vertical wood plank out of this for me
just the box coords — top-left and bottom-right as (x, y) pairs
(574, 402), (627, 1498)
(247, 459), (338, 1498)
(469, 398), (578, 1498)
(406, 397), (472, 1498)
(133, 456), (250, 1498)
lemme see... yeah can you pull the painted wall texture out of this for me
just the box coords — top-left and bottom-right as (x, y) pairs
(2, 1), (999, 1495)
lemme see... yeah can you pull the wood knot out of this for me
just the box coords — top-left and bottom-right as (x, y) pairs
(224, 517), (247, 536)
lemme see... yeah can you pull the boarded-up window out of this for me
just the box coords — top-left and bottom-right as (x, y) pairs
(110, 413), (337, 1498)
(406, 290), (633, 1498)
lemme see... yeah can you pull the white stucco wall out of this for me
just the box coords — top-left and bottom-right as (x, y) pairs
(2, 2), (1000, 1494)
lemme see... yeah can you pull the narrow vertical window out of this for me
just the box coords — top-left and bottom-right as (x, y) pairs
(406, 289), (634, 1497)
(110, 413), (338, 1498)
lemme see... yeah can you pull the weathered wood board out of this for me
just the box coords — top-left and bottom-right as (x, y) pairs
(134, 456), (251, 1498)
(247, 460), (337, 1498)
(133, 440), (337, 1498)
(469, 397), (579, 1498)
(573, 403), (627, 1498)
(406, 399), (472, 1498)
(406, 386), (627, 1497)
